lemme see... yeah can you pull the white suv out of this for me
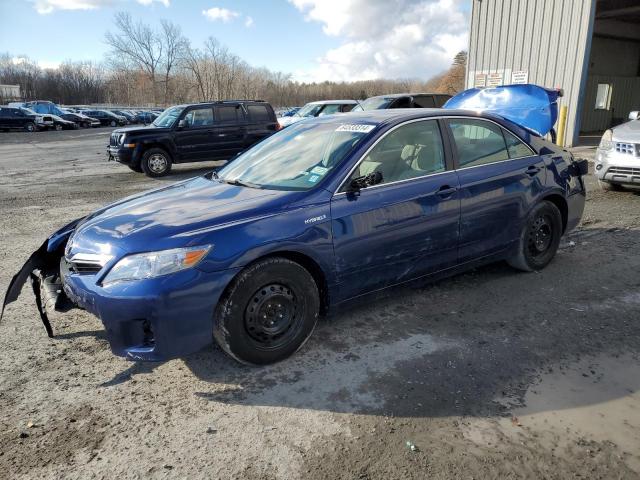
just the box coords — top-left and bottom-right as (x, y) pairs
(595, 111), (640, 190)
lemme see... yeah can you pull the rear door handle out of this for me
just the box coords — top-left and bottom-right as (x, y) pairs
(525, 166), (541, 176)
(436, 185), (458, 198)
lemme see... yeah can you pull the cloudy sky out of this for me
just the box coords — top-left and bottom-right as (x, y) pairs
(0, 0), (471, 82)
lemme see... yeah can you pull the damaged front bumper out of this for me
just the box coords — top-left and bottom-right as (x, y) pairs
(2, 220), (240, 361)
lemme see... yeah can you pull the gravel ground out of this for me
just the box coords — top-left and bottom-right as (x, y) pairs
(1, 128), (639, 479)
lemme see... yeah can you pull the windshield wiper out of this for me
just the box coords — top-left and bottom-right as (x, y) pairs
(223, 178), (262, 189)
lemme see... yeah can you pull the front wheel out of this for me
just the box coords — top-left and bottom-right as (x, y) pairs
(54, 124), (62, 131)
(141, 148), (172, 177)
(213, 258), (320, 365)
(508, 200), (562, 272)
(24, 122), (36, 132)
(110, 120), (117, 127)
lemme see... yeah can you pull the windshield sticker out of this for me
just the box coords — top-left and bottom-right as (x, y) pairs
(336, 124), (375, 133)
(307, 175), (320, 183)
(310, 166), (329, 175)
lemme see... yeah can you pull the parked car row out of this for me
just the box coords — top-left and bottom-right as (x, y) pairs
(0, 100), (166, 132)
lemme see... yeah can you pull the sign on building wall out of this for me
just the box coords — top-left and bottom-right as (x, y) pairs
(486, 72), (504, 87)
(474, 73), (487, 87)
(511, 71), (529, 84)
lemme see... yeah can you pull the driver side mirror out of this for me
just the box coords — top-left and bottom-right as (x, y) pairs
(348, 171), (383, 192)
(177, 119), (186, 130)
(629, 111), (639, 121)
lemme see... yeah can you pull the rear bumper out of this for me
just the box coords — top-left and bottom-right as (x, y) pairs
(62, 262), (241, 360)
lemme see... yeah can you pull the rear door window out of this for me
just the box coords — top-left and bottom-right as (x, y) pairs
(215, 105), (240, 123)
(448, 118), (510, 168)
(503, 129), (534, 158)
(247, 105), (271, 122)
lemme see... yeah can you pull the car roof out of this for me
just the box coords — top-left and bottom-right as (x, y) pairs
(294, 108), (533, 139)
(367, 93), (450, 100)
(307, 100), (358, 105)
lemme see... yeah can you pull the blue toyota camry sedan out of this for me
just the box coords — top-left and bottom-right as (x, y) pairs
(2, 97), (587, 365)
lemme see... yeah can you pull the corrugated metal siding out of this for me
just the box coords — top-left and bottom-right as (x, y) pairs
(581, 75), (640, 132)
(467, 0), (596, 146)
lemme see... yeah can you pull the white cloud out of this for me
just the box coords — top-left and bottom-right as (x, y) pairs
(32, 0), (169, 14)
(38, 60), (62, 69)
(244, 16), (254, 28)
(202, 7), (240, 23)
(289, 0), (469, 83)
(136, 0), (170, 6)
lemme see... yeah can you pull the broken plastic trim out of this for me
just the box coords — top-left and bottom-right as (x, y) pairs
(1, 217), (83, 337)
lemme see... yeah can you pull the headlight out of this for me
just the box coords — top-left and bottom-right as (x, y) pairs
(118, 133), (126, 144)
(598, 129), (613, 151)
(102, 245), (212, 286)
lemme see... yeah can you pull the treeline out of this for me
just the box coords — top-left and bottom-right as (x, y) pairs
(0, 12), (466, 107)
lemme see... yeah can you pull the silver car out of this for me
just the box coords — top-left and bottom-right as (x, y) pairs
(595, 111), (640, 190)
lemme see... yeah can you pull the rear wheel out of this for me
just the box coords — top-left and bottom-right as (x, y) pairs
(508, 200), (562, 272)
(141, 148), (172, 177)
(598, 180), (623, 192)
(110, 120), (117, 127)
(24, 122), (36, 132)
(213, 258), (320, 365)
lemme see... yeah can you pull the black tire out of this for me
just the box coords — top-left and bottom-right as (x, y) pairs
(24, 122), (36, 132)
(598, 180), (623, 192)
(141, 148), (172, 177)
(54, 124), (62, 131)
(82, 122), (90, 128)
(128, 163), (143, 173)
(508, 200), (563, 272)
(213, 257), (320, 365)
(110, 120), (117, 127)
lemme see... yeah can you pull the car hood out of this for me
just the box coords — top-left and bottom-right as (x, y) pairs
(612, 120), (640, 142)
(444, 84), (561, 137)
(68, 176), (293, 256)
(112, 125), (170, 135)
(278, 116), (304, 127)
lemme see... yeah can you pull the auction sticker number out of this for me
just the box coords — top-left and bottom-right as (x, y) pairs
(336, 124), (375, 133)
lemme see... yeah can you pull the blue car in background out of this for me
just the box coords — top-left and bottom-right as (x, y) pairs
(2, 85), (587, 365)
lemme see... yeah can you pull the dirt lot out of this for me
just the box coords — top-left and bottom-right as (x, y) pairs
(1, 128), (639, 479)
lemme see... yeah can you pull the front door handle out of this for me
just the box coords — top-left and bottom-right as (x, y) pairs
(525, 166), (541, 176)
(436, 185), (457, 198)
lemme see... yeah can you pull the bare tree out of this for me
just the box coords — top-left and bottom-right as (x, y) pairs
(105, 12), (164, 104)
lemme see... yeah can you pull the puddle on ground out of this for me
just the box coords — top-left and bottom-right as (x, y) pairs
(467, 353), (640, 472)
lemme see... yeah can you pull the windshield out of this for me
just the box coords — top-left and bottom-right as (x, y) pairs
(217, 121), (376, 191)
(357, 97), (394, 111)
(152, 106), (183, 127)
(295, 103), (323, 117)
(19, 107), (37, 115)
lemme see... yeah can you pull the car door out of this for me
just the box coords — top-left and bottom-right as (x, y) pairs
(213, 104), (247, 159)
(173, 106), (216, 161)
(330, 119), (460, 300)
(444, 117), (546, 263)
(0, 108), (9, 128)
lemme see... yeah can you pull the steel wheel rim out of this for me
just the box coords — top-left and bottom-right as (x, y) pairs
(527, 214), (553, 257)
(244, 283), (302, 350)
(148, 154), (167, 173)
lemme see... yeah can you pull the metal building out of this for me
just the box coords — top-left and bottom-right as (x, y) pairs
(466, 0), (640, 146)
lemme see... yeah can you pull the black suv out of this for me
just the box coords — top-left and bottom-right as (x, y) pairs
(107, 100), (279, 177)
(82, 109), (127, 127)
(353, 93), (452, 111)
(0, 107), (40, 132)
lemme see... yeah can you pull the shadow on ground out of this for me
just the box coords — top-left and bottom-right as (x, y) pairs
(79, 227), (640, 421)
